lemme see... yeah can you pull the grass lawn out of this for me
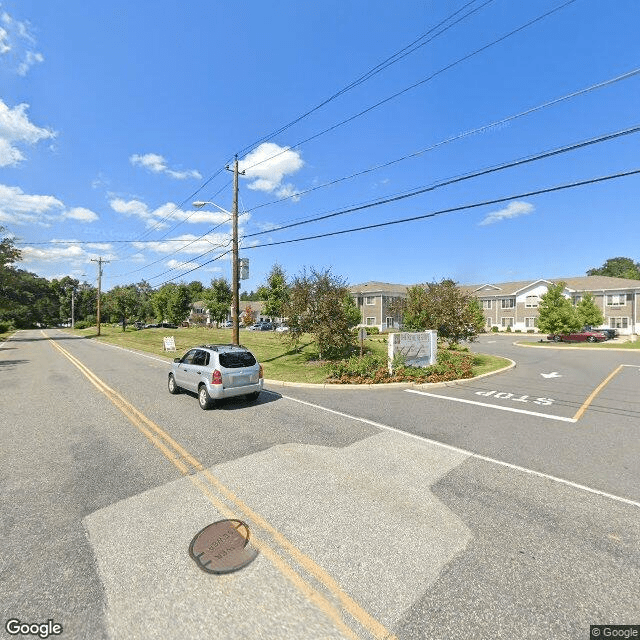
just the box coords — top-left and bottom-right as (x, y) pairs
(64, 325), (510, 384)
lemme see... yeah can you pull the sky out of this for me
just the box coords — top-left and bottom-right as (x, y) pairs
(1, 0), (639, 294)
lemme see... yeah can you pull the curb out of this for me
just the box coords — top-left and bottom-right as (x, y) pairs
(514, 340), (639, 353)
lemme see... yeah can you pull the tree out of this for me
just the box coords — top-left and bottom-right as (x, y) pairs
(105, 285), (139, 331)
(284, 267), (359, 359)
(587, 257), (640, 280)
(257, 263), (289, 320)
(186, 280), (205, 302)
(397, 279), (484, 344)
(537, 282), (581, 334)
(151, 283), (191, 325)
(575, 292), (604, 327)
(202, 278), (232, 326)
(242, 304), (254, 326)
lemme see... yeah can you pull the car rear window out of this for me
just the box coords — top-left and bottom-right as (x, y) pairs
(218, 351), (257, 368)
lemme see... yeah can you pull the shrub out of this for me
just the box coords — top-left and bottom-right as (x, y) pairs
(74, 320), (94, 329)
(326, 349), (474, 384)
(491, 326), (499, 332)
(0, 321), (12, 333)
(505, 325), (512, 333)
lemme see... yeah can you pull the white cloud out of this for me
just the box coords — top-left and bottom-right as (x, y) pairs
(166, 259), (201, 271)
(132, 233), (232, 256)
(0, 99), (56, 167)
(130, 152), (202, 180)
(110, 197), (230, 229)
(63, 207), (99, 222)
(17, 50), (43, 76)
(0, 11), (44, 75)
(478, 201), (535, 226)
(238, 143), (303, 194)
(0, 184), (100, 226)
(0, 184), (63, 225)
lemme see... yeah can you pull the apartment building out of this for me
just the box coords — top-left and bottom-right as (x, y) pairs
(350, 276), (640, 335)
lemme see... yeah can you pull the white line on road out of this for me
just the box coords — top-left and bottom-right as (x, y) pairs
(266, 391), (640, 509)
(405, 389), (577, 422)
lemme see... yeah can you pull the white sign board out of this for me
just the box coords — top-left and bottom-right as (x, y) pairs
(388, 330), (437, 371)
(163, 336), (176, 352)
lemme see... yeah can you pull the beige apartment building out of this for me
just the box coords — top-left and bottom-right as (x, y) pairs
(350, 276), (640, 335)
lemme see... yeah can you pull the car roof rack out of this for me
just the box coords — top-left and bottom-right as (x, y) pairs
(198, 344), (247, 351)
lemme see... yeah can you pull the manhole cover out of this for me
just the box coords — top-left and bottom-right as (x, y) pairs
(189, 519), (258, 574)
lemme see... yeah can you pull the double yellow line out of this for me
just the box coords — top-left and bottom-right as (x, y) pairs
(46, 333), (396, 640)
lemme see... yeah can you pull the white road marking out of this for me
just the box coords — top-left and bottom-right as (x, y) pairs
(406, 388), (576, 422)
(268, 391), (640, 509)
(541, 371), (562, 378)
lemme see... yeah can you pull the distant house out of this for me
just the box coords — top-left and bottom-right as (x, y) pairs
(349, 276), (640, 335)
(188, 300), (284, 326)
(349, 282), (408, 331)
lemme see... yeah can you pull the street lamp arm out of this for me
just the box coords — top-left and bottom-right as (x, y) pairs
(192, 201), (232, 216)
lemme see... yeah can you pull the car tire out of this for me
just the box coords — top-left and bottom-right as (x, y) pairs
(168, 374), (181, 394)
(588, 336), (597, 343)
(553, 335), (562, 342)
(246, 391), (260, 401)
(198, 384), (215, 410)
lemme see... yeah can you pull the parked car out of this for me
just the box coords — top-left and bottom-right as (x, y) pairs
(583, 326), (618, 340)
(168, 344), (263, 410)
(547, 330), (607, 343)
(275, 324), (289, 332)
(221, 321), (233, 328)
(257, 322), (274, 331)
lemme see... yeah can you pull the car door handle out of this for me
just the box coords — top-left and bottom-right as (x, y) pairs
(196, 371), (201, 375)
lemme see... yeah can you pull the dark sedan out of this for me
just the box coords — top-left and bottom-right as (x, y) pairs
(547, 330), (607, 343)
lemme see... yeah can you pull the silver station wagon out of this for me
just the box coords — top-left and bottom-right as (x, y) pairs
(168, 344), (263, 410)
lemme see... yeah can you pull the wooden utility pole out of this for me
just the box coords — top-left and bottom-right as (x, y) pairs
(91, 257), (109, 336)
(226, 155), (244, 346)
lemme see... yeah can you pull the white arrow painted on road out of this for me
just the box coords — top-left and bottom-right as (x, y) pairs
(541, 372), (562, 378)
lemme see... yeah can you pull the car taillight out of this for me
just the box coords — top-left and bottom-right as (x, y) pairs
(211, 369), (222, 385)
(259, 364), (263, 379)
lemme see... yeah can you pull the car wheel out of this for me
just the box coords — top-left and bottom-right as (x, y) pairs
(553, 335), (562, 342)
(168, 374), (181, 394)
(588, 336), (597, 343)
(246, 391), (260, 401)
(198, 384), (214, 410)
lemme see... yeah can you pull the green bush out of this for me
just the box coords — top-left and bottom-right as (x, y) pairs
(505, 325), (512, 333)
(0, 321), (13, 333)
(326, 349), (473, 384)
(74, 320), (94, 329)
(491, 326), (499, 332)
(351, 326), (379, 335)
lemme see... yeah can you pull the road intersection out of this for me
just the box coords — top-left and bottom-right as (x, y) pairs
(1, 330), (638, 639)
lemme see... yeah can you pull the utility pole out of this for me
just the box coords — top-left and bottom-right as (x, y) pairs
(91, 257), (110, 336)
(226, 155), (245, 346)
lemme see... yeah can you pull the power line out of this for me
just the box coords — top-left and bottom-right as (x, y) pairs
(243, 124), (640, 238)
(242, 68), (640, 217)
(234, 0), (494, 159)
(135, 67), (634, 275)
(241, 169), (640, 249)
(125, 2), (494, 251)
(235, 0), (579, 178)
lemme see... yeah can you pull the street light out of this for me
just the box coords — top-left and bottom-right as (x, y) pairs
(193, 197), (240, 345)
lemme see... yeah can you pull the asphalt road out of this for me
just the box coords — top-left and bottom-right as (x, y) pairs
(1, 330), (638, 640)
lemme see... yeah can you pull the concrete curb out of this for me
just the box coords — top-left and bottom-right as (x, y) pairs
(514, 340), (640, 353)
(57, 329), (517, 391)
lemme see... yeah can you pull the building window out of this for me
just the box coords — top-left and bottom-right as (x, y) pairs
(366, 317), (376, 326)
(501, 298), (515, 309)
(606, 294), (626, 306)
(573, 295), (582, 305)
(385, 317), (394, 328)
(525, 317), (538, 328)
(501, 317), (514, 327)
(525, 295), (539, 308)
(608, 317), (628, 329)
(365, 296), (375, 305)
(482, 300), (492, 309)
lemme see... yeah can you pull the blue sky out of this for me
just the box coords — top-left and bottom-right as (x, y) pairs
(1, 0), (638, 293)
